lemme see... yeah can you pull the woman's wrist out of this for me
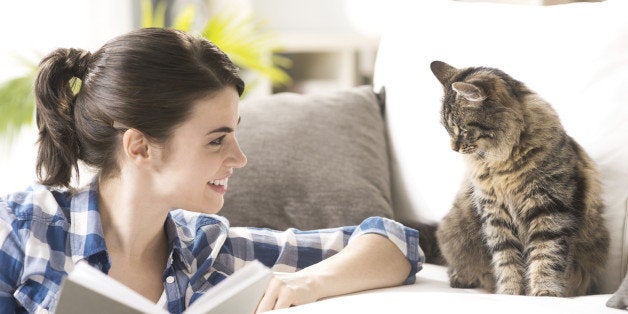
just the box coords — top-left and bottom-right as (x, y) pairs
(296, 264), (332, 301)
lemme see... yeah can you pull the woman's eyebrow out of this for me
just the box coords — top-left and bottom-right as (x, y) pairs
(206, 116), (241, 135)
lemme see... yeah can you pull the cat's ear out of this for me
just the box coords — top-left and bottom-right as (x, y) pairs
(452, 82), (487, 102)
(430, 61), (457, 85)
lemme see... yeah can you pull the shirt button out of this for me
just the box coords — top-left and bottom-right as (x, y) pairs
(166, 276), (175, 284)
(39, 309), (49, 314)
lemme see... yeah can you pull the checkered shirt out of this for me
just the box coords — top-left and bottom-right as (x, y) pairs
(0, 180), (423, 313)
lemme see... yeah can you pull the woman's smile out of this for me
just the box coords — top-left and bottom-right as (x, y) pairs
(208, 177), (228, 195)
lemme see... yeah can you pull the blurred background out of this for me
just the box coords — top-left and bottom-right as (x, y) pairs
(0, 0), (384, 192)
(0, 0), (591, 193)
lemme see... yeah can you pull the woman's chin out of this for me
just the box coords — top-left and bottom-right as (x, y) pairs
(201, 199), (224, 215)
(178, 199), (223, 215)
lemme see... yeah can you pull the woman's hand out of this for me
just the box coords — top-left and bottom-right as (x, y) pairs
(254, 234), (411, 313)
(255, 271), (322, 312)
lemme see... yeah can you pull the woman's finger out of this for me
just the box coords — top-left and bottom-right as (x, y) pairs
(255, 278), (281, 313)
(273, 291), (294, 310)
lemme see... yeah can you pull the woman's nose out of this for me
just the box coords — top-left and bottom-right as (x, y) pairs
(229, 138), (247, 169)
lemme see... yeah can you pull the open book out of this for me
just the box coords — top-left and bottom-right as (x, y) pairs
(55, 260), (272, 314)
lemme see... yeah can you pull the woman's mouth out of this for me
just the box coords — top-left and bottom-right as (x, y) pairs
(208, 178), (228, 195)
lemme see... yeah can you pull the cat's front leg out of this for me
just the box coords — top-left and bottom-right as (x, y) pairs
(437, 184), (495, 292)
(523, 209), (573, 297)
(478, 199), (526, 295)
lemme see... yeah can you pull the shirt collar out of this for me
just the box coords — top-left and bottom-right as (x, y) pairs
(165, 210), (230, 273)
(165, 210), (195, 271)
(69, 178), (110, 271)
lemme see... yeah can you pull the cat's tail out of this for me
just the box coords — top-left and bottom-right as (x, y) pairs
(403, 220), (445, 265)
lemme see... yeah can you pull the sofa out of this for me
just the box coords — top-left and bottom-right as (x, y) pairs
(220, 0), (628, 312)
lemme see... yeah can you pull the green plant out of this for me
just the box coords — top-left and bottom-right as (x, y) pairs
(0, 59), (37, 145)
(0, 0), (290, 142)
(142, 0), (291, 94)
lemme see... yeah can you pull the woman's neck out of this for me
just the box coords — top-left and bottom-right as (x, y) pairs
(96, 174), (171, 302)
(97, 174), (170, 262)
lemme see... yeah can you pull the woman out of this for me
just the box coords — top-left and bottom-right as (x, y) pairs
(0, 28), (422, 313)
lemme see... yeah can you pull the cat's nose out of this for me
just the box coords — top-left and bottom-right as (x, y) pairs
(451, 139), (461, 152)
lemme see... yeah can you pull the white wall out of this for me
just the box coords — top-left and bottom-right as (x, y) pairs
(248, 0), (385, 37)
(0, 0), (134, 193)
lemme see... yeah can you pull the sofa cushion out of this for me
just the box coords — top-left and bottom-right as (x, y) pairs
(274, 263), (615, 313)
(374, 0), (628, 293)
(221, 86), (393, 230)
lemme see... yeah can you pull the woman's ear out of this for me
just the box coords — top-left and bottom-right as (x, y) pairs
(122, 129), (150, 165)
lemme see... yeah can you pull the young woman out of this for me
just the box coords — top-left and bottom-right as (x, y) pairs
(0, 28), (422, 313)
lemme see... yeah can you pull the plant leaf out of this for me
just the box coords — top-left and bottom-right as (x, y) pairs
(172, 5), (195, 32)
(141, 0), (167, 28)
(0, 73), (36, 143)
(202, 11), (291, 87)
(140, 0), (154, 28)
(153, 1), (167, 28)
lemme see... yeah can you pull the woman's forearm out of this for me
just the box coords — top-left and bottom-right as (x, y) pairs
(303, 233), (411, 298)
(256, 233), (411, 312)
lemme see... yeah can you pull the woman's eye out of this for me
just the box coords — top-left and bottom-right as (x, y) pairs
(209, 135), (226, 146)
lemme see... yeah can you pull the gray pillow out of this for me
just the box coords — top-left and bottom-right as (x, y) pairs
(221, 86), (393, 230)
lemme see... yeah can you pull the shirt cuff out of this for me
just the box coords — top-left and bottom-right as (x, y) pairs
(349, 216), (424, 284)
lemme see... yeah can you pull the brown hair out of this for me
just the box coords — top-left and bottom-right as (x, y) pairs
(35, 28), (244, 188)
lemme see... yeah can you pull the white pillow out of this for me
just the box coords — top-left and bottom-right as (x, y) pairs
(374, 0), (628, 293)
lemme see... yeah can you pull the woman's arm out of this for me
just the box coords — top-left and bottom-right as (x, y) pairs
(256, 233), (412, 312)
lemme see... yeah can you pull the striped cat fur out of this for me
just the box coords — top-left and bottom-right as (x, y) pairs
(430, 61), (609, 296)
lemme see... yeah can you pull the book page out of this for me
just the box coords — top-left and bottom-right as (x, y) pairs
(56, 260), (272, 314)
(184, 260), (273, 314)
(55, 261), (166, 314)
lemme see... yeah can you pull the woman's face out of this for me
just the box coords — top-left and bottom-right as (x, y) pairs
(150, 86), (247, 214)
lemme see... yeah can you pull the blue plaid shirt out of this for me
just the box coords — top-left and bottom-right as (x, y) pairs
(0, 180), (423, 313)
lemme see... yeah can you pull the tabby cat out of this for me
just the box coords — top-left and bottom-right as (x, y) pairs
(430, 61), (609, 296)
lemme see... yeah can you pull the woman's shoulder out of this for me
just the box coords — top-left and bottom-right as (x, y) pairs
(1, 183), (73, 224)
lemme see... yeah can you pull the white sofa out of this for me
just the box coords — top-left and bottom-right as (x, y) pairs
(259, 0), (628, 313)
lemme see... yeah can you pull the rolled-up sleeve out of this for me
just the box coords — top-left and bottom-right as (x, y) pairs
(349, 216), (423, 284)
(224, 216), (423, 284)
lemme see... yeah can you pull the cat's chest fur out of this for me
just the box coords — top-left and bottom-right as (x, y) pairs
(467, 161), (531, 222)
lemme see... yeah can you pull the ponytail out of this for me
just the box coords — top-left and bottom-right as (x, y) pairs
(34, 48), (91, 188)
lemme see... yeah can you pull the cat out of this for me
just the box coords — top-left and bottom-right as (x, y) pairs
(430, 60), (609, 297)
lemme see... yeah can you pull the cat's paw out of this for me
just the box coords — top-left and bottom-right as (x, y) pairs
(449, 271), (480, 289)
(528, 280), (565, 296)
(496, 283), (525, 295)
(529, 289), (562, 297)
(480, 272), (496, 292)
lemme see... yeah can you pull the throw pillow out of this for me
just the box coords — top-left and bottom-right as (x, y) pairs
(221, 86), (393, 230)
